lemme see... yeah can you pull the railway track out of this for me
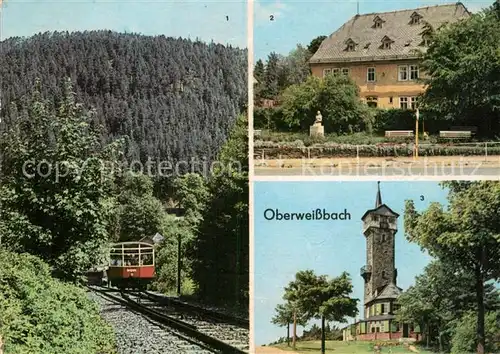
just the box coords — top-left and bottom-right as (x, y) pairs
(89, 286), (248, 353)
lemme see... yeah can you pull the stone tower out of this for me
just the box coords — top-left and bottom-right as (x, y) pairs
(360, 182), (399, 313)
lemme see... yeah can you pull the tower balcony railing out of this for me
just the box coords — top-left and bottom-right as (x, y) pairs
(360, 265), (372, 276)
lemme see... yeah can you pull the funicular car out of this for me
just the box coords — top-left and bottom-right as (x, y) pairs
(107, 241), (155, 289)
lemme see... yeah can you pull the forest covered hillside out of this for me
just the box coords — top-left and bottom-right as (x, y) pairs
(0, 31), (247, 167)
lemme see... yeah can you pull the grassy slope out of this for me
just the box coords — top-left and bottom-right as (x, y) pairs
(271, 340), (434, 354)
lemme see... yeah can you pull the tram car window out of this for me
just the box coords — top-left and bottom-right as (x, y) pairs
(107, 241), (156, 290)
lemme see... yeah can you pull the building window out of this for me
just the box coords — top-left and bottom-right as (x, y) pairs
(382, 270), (387, 279)
(374, 16), (384, 29)
(332, 68), (340, 75)
(422, 35), (431, 46)
(398, 66), (408, 81)
(342, 68), (350, 76)
(366, 96), (378, 108)
(411, 97), (418, 110)
(323, 68), (332, 78)
(381, 233), (386, 242)
(382, 41), (391, 49)
(371, 327), (376, 333)
(410, 16), (420, 25)
(367, 67), (376, 82)
(347, 43), (355, 51)
(400, 97), (408, 109)
(389, 96), (393, 104)
(381, 304), (385, 314)
(410, 65), (419, 80)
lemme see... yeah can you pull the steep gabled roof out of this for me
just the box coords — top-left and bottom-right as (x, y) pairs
(309, 2), (470, 63)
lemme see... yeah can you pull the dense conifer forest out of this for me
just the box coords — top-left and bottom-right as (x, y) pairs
(0, 30), (247, 168)
(0, 31), (248, 352)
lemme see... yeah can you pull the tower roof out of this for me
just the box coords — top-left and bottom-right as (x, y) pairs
(361, 182), (399, 220)
(375, 181), (382, 208)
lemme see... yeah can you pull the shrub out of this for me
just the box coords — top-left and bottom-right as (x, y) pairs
(450, 311), (500, 354)
(254, 142), (500, 159)
(0, 249), (116, 354)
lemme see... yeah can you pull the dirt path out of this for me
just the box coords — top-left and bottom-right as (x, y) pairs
(254, 346), (297, 354)
(255, 155), (500, 168)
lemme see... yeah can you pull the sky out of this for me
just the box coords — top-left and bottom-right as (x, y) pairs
(0, 0), (247, 49)
(253, 181), (450, 346)
(253, 0), (493, 60)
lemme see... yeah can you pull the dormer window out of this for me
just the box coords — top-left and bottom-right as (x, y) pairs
(345, 38), (357, 52)
(373, 16), (385, 29)
(380, 36), (394, 50)
(410, 12), (422, 25)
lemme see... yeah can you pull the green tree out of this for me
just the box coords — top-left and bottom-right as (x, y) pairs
(404, 181), (500, 353)
(153, 214), (197, 295)
(0, 79), (120, 281)
(450, 311), (500, 354)
(254, 59), (266, 101)
(190, 114), (248, 308)
(271, 302), (307, 347)
(280, 44), (311, 89)
(397, 259), (500, 351)
(420, 5), (500, 134)
(307, 35), (327, 55)
(114, 172), (165, 242)
(284, 270), (358, 354)
(171, 173), (210, 227)
(264, 52), (280, 99)
(280, 74), (372, 132)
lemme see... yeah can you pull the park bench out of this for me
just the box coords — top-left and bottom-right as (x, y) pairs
(451, 126), (477, 135)
(385, 130), (414, 138)
(254, 129), (262, 137)
(439, 130), (472, 139)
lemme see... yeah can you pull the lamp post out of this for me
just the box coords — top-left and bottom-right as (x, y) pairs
(415, 109), (419, 158)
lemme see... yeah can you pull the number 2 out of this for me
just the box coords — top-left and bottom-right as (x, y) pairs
(270, 15), (274, 21)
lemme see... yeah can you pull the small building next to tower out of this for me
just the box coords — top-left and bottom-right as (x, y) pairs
(342, 182), (421, 341)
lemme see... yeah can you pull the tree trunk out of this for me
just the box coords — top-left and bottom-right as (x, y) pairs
(438, 326), (443, 353)
(475, 262), (485, 354)
(293, 310), (297, 350)
(287, 323), (290, 346)
(321, 316), (326, 354)
(426, 320), (430, 348)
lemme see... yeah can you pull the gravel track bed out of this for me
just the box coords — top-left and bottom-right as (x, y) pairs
(147, 290), (249, 321)
(88, 291), (215, 354)
(131, 294), (249, 352)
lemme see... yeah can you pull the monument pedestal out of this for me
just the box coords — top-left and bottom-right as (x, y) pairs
(309, 124), (324, 137)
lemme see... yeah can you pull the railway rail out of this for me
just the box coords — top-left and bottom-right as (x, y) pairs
(89, 285), (248, 353)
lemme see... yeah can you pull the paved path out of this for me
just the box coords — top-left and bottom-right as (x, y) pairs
(254, 156), (500, 177)
(255, 166), (500, 177)
(255, 346), (297, 354)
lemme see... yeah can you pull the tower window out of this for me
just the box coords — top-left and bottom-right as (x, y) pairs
(382, 271), (387, 279)
(381, 233), (386, 242)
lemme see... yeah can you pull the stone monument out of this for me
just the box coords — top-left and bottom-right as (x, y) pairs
(309, 110), (325, 137)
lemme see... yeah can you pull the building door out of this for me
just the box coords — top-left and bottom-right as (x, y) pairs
(403, 324), (409, 338)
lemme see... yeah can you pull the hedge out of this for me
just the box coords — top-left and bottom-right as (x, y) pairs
(254, 143), (499, 159)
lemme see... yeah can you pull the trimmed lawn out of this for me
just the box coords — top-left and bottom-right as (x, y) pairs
(271, 340), (434, 354)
